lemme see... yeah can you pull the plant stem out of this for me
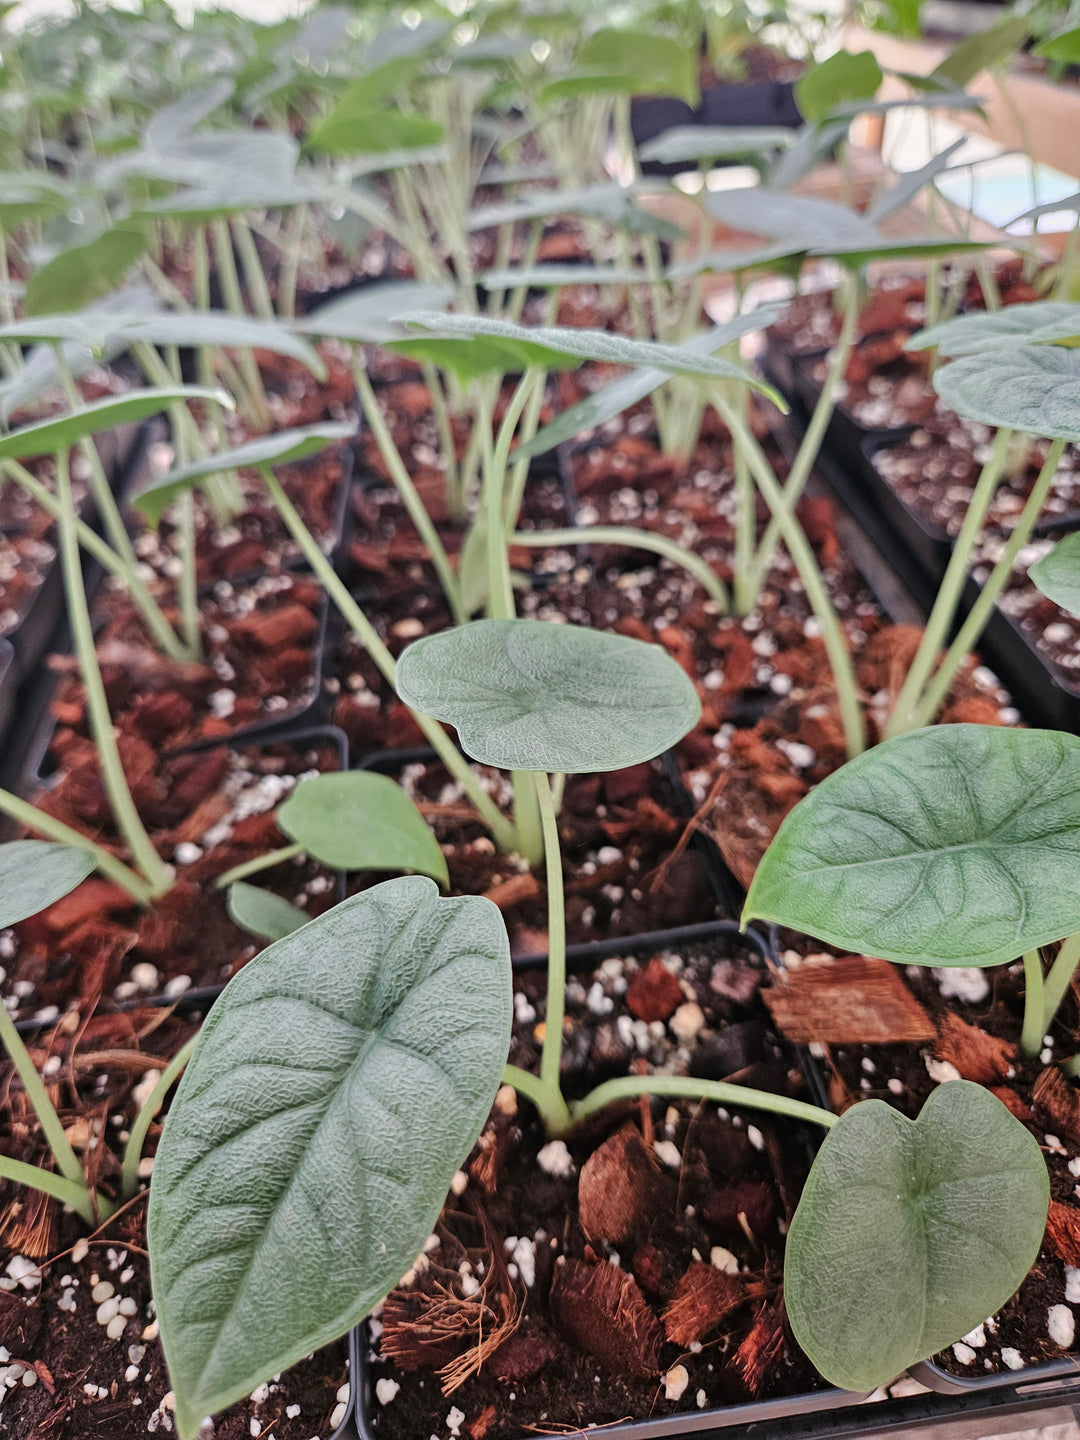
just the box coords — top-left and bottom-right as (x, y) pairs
(231, 215), (276, 322)
(214, 841), (304, 890)
(502, 1063), (572, 1135)
(211, 218), (271, 429)
(52, 350), (188, 662)
(1021, 949), (1046, 1059)
(1042, 933), (1080, 1038)
(571, 1073), (838, 1130)
(898, 437), (1066, 731)
(501, 370), (547, 532)
(512, 526), (729, 610)
(715, 396), (865, 758)
(276, 204), (307, 321)
(0, 785), (153, 902)
(732, 384), (755, 615)
(420, 361), (463, 524)
(56, 449), (173, 898)
(885, 427), (1013, 738)
(535, 771), (570, 1111)
(0, 1000), (101, 1210)
(0, 1154), (107, 1226)
(258, 465), (518, 853)
(120, 1035), (197, 1200)
(745, 273), (859, 608)
(353, 365), (465, 624)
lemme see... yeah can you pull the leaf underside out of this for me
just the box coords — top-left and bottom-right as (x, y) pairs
(933, 346), (1080, 439)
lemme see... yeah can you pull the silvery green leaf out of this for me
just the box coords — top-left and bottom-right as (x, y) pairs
(745, 724), (1080, 966)
(0, 841), (96, 928)
(297, 281), (453, 343)
(226, 882), (308, 942)
(786, 1083), (1047, 1392)
(0, 387), (230, 461)
(638, 126), (794, 166)
(933, 346), (1080, 438)
(909, 302), (1080, 355)
(395, 618), (701, 773)
(149, 877), (511, 1440)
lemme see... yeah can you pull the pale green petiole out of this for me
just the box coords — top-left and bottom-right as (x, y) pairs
(214, 841), (304, 890)
(121, 1035), (197, 1201)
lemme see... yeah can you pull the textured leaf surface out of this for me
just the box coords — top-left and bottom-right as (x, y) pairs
(1030, 532), (1080, 616)
(278, 771), (448, 884)
(133, 421), (356, 521)
(395, 619), (701, 773)
(0, 387), (229, 460)
(910, 302), (1080, 355)
(226, 882), (308, 942)
(933, 346), (1080, 438)
(0, 841), (95, 928)
(786, 1083), (1047, 1391)
(297, 281), (453, 342)
(744, 724), (1080, 966)
(148, 877), (511, 1440)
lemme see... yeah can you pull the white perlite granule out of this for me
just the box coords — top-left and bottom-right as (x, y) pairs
(1048, 1304), (1075, 1347)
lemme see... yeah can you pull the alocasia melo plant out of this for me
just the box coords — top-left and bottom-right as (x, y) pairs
(148, 627), (1048, 1431)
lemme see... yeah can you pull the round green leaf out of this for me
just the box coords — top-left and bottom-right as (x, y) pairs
(1031, 532), (1080, 617)
(0, 841), (96, 929)
(744, 724), (1080, 967)
(148, 877), (511, 1440)
(786, 1082), (1048, 1392)
(133, 421), (357, 523)
(226, 882), (309, 942)
(795, 50), (883, 124)
(277, 771), (449, 885)
(933, 345), (1080, 439)
(910, 302), (1080, 356)
(395, 618), (702, 773)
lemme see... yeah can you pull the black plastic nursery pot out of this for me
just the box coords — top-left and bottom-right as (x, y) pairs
(351, 918), (872, 1440)
(0, 635), (17, 750)
(630, 83), (803, 179)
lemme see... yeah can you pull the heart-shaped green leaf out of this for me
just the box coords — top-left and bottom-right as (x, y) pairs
(133, 421), (356, 522)
(516, 310), (783, 460)
(786, 1082), (1048, 1392)
(277, 771), (448, 885)
(226, 881), (308, 942)
(148, 876), (511, 1440)
(911, 302), (1080, 355)
(933, 346), (1080, 439)
(1030, 532), (1080, 616)
(0, 386), (231, 461)
(297, 281), (453, 343)
(395, 619), (701, 773)
(0, 841), (96, 928)
(744, 724), (1080, 967)
(387, 311), (778, 399)
(795, 50), (883, 124)
(637, 126), (794, 166)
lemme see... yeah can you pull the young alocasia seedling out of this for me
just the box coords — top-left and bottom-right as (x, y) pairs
(744, 723), (1065, 1386)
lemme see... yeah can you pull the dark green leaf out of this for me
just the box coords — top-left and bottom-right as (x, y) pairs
(395, 619), (701, 773)
(786, 1083), (1048, 1391)
(0, 387), (230, 461)
(932, 17), (1030, 87)
(133, 421), (356, 523)
(277, 771), (448, 885)
(226, 882), (308, 942)
(1035, 26), (1080, 63)
(744, 724), (1080, 966)
(148, 876), (511, 1440)
(795, 51), (883, 124)
(933, 347), (1080, 438)
(0, 841), (96, 928)
(1030, 532), (1080, 616)
(25, 223), (147, 316)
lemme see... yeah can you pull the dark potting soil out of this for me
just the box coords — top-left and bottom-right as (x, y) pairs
(345, 754), (720, 953)
(765, 943), (1080, 1380)
(0, 1011), (350, 1440)
(2, 734), (343, 1020)
(366, 937), (828, 1440)
(69, 569), (326, 751)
